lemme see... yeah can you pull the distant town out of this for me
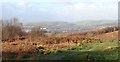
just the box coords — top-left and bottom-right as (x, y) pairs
(2, 18), (118, 34)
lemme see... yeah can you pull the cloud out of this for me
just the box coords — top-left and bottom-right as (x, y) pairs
(74, 3), (87, 10)
(17, 1), (26, 6)
(62, 3), (97, 11)
(39, 8), (49, 12)
(16, 0), (27, 8)
(55, 2), (118, 20)
(14, 0), (32, 12)
(2, 0), (118, 21)
(88, 4), (97, 8)
(109, 4), (118, 9)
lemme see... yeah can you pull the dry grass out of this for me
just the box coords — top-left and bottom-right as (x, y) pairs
(93, 31), (118, 41)
(2, 25), (119, 60)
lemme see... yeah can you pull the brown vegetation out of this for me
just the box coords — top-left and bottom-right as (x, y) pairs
(93, 31), (118, 40)
(2, 23), (25, 40)
(1, 20), (119, 60)
(2, 21), (47, 42)
(68, 26), (119, 37)
(27, 26), (47, 38)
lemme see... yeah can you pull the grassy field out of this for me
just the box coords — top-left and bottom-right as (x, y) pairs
(29, 40), (119, 60)
(2, 24), (119, 61)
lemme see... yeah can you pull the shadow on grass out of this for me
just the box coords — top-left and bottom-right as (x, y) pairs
(2, 48), (119, 62)
(2, 40), (119, 62)
(30, 48), (118, 61)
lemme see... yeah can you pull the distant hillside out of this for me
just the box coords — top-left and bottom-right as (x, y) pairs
(67, 26), (119, 39)
(23, 20), (118, 33)
(74, 20), (117, 26)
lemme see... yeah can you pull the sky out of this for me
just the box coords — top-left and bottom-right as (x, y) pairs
(1, 0), (119, 22)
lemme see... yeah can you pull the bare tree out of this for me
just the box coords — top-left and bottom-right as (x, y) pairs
(2, 18), (24, 40)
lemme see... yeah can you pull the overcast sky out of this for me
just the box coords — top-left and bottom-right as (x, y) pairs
(1, 0), (119, 22)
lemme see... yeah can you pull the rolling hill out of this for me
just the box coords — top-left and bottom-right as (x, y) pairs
(23, 20), (118, 33)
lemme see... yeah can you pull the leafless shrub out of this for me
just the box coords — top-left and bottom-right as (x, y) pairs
(2, 19), (25, 40)
(28, 26), (47, 38)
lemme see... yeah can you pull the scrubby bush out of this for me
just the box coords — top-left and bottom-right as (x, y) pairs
(86, 26), (119, 36)
(2, 18), (47, 41)
(2, 21), (25, 40)
(28, 27), (47, 38)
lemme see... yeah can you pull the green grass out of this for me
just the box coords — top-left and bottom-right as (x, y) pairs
(30, 40), (119, 60)
(7, 39), (118, 60)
